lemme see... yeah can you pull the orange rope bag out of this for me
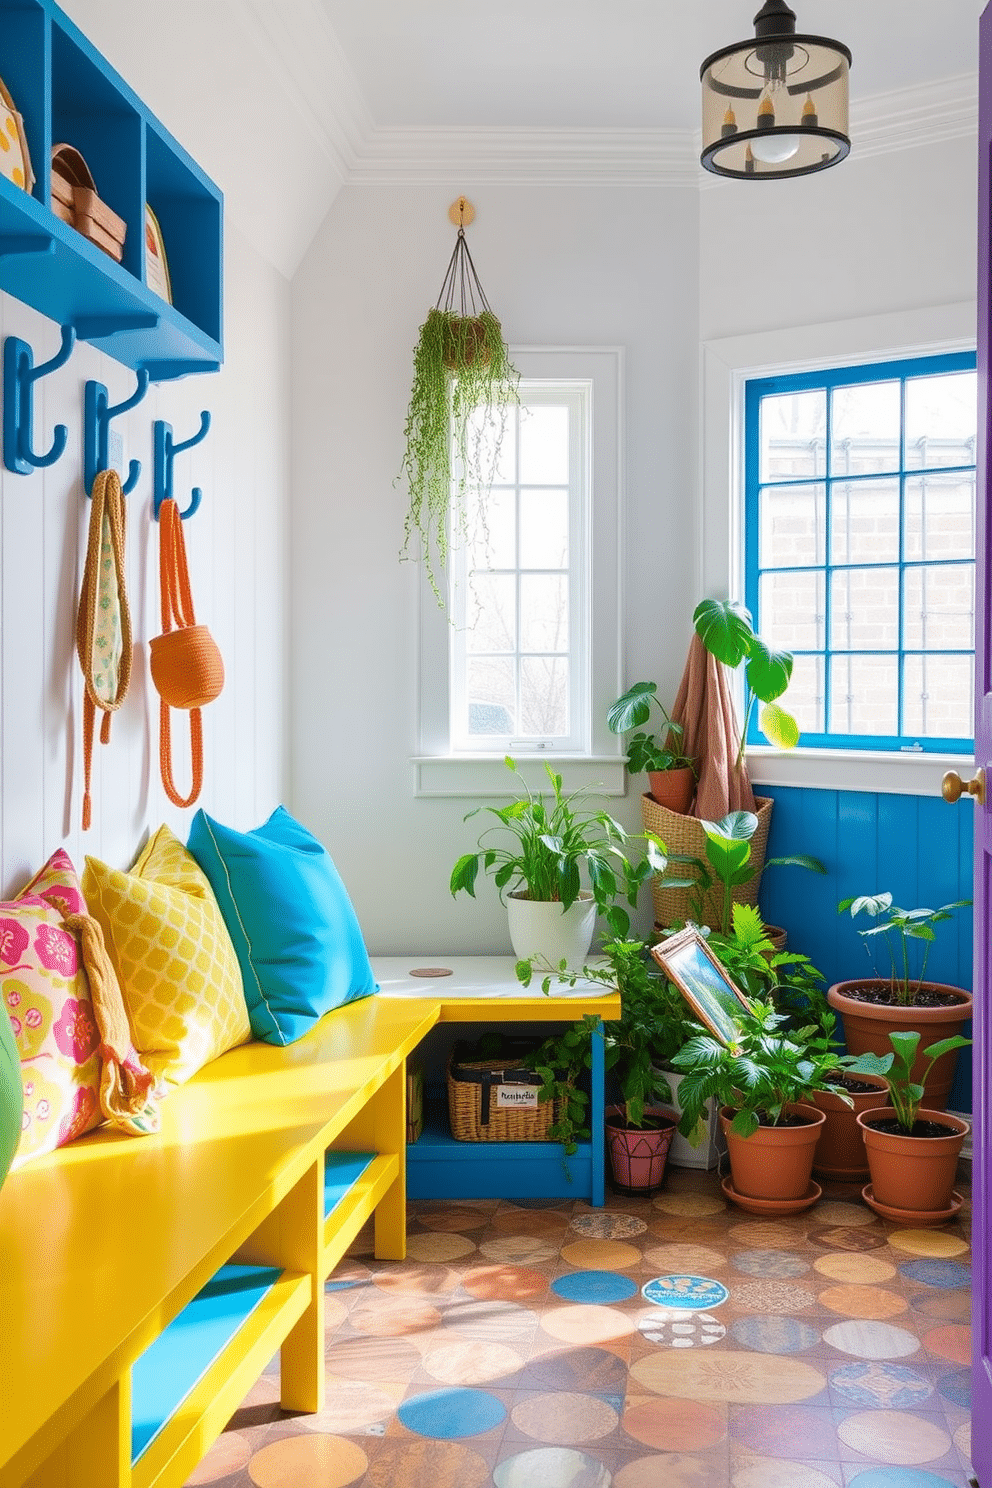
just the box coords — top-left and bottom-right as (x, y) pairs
(149, 498), (224, 807)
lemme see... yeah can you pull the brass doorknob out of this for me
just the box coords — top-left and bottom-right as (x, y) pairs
(942, 768), (986, 805)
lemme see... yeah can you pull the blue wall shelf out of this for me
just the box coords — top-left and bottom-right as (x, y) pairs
(0, 0), (223, 379)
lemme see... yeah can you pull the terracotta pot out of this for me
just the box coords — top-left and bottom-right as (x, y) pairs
(827, 980), (972, 1111)
(506, 891), (595, 970)
(605, 1105), (676, 1193)
(857, 1106), (969, 1213)
(812, 1072), (891, 1181)
(652, 919), (786, 956)
(646, 766), (695, 815)
(720, 1101), (825, 1201)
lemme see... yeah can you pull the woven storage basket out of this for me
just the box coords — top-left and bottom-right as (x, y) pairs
(50, 143), (126, 261)
(642, 792), (774, 932)
(447, 1046), (557, 1142)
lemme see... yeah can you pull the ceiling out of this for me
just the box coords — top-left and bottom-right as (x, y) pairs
(319, 0), (984, 132)
(62, 0), (985, 279)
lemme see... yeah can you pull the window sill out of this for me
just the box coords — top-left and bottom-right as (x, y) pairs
(746, 746), (975, 799)
(412, 755), (627, 799)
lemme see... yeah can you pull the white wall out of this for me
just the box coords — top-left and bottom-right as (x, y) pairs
(290, 182), (701, 953)
(699, 137), (977, 341)
(0, 221), (290, 896)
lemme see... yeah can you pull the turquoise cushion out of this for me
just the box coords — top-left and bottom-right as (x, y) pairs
(187, 807), (377, 1045)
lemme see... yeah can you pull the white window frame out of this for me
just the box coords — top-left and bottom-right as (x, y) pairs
(414, 347), (625, 798)
(701, 301), (976, 798)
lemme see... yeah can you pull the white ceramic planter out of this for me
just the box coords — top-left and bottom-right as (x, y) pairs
(656, 1065), (726, 1170)
(506, 891), (596, 970)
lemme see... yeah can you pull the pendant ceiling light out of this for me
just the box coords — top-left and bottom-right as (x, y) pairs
(700, 0), (851, 180)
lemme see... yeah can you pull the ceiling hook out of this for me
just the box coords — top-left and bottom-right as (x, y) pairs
(447, 196), (476, 229)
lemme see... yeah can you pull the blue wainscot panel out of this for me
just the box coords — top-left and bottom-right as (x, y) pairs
(756, 786), (974, 1113)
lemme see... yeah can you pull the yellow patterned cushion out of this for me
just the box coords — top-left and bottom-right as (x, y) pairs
(82, 826), (251, 1088)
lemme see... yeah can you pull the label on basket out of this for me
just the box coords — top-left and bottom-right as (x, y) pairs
(495, 1085), (540, 1110)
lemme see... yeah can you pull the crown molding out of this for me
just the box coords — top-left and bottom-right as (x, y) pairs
(849, 73), (978, 159)
(346, 125), (699, 186)
(343, 75), (979, 189)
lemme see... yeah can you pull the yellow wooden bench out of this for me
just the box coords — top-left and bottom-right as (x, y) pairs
(0, 968), (619, 1488)
(0, 994), (434, 1488)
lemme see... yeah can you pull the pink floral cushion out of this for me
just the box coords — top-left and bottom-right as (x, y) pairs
(1, 850), (103, 1168)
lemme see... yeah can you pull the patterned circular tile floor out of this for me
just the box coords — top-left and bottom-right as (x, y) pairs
(551, 1269), (639, 1304)
(570, 1212), (648, 1239)
(493, 1446), (612, 1488)
(183, 1168), (974, 1488)
(247, 1434), (368, 1487)
(836, 1410), (951, 1466)
(821, 1320), (922, 1360)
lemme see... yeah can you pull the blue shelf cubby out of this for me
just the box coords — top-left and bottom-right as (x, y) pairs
(0, 0), (223, 379)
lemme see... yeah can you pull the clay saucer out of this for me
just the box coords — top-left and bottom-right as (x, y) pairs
(861, 1184), (965, 1227)
(720, 1174), (822, 1216)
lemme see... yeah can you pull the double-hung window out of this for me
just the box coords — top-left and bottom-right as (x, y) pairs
(744, 351), (977, 754)
(416, 348), (622, 796)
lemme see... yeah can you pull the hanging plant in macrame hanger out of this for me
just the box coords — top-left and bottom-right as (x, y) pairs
(399, 197), (519, 607)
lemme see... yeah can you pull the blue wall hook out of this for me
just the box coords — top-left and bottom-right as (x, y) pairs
(153, 411), (211, 520)
(2, 326), (76, 474)
(84, 371), (150, 496)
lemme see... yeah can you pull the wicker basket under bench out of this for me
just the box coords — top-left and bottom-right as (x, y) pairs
(447, 1042), (557, 1141)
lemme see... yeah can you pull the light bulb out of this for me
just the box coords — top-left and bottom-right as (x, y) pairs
(751, 78), (802, 165)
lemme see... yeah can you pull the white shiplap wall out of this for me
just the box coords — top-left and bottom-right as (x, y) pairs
(0, 223), (290, 896)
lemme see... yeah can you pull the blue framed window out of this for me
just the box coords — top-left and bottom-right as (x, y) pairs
(744, 351), (977, 754)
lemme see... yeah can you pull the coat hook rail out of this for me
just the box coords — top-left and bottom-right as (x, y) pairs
(153, 412), (211, 520)
(2, 325), (76, 475)
(84, 370), (150, 497)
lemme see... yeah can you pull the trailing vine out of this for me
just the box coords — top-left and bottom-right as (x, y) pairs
(399, 231), (520, 608)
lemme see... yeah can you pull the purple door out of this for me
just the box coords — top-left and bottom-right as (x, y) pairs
(975, 8), (992, 1483)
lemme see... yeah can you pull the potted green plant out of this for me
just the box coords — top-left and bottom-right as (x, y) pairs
(692, 597), (800, 763)
(607, 681), (697, 814)
(399, 226), (520, 609)
(843, 1030), (972, 1221)
(450, 758), (666, 968)
(657, 905), (826, 1168)
(657, 808), (825, 936)
(702, 904), (822, 1019)
(671, 996), (846, 1213)
(828, 893), (973, 1111)
(520, 939), (686, 1190)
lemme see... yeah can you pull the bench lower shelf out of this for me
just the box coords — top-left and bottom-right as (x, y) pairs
(131, 1264), (309, 1488)
(129, 1149), (386, 1488)
(406, 1099), (592, 1200)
